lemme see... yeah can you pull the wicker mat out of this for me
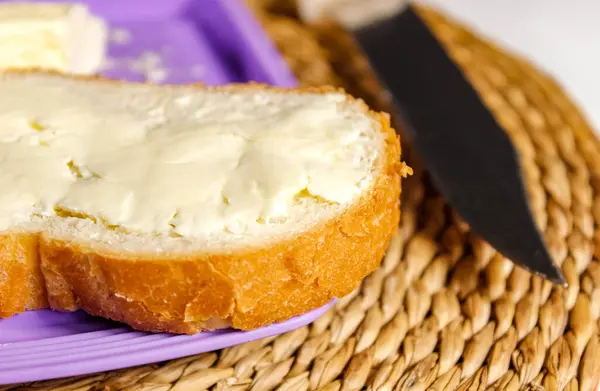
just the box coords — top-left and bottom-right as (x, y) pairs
(4, 4), (600, 391)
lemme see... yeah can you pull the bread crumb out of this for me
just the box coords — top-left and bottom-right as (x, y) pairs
(110, 28), (131, 45)
(399, 161), (413, 177)
(103, 50), (170, 83)
(147, 68), (167, 83)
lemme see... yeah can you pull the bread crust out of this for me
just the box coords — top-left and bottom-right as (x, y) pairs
(0, 71), (405, 333)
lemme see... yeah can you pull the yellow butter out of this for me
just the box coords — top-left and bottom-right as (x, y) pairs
(0, 75), (384, 242)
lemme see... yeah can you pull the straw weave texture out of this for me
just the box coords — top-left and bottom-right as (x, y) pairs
(4, 4), (600, 391)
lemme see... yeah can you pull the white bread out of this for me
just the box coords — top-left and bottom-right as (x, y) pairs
(0, 3), (107, 74)
(0, 71), (407, 334)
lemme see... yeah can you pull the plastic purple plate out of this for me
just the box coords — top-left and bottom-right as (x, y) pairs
(0, 0), (330, 385)
(0, 305), (332, 384)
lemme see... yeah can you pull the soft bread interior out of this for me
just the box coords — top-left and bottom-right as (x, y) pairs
(0, 73), (387, 253)
(0, 3), (107, 74)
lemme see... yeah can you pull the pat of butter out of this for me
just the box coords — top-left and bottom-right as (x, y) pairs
(0, 75), (383, 241)
(0, 2), (107, 74)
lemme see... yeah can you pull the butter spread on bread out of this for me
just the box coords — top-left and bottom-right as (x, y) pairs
(0, 72), (406, 334)
(0, 3), (106, 73)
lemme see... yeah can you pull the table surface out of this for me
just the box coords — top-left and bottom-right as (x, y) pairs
(299, 3), (600, 388)
(412, 3), (600, 389)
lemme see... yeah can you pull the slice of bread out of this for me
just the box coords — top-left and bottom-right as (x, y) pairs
(0, 3), (107, 74)
(0, 71), (407, 334)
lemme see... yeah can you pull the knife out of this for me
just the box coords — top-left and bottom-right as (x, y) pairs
(344, 4), (565, 284)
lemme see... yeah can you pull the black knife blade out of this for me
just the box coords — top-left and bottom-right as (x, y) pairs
(352, 5), (565, 284)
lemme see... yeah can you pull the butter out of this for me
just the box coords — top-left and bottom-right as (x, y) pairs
(0, 75), (384, 242)
(0, 3), (107, 74)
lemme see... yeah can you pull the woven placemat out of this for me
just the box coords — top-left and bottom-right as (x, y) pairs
(4, 4), (600, 391)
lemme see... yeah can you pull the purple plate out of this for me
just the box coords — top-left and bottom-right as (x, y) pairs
(0, 305), (332, 384)
(0, 0), (328, 385)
